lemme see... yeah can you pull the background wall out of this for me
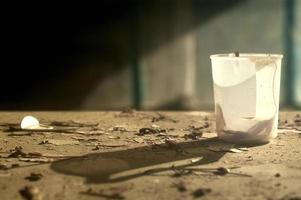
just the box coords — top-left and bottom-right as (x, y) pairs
(2, 0), (300, 110)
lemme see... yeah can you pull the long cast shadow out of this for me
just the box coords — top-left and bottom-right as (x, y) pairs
(51, 137), (228, 183)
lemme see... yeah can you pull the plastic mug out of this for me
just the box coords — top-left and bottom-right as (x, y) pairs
(210, 53), (283, 144)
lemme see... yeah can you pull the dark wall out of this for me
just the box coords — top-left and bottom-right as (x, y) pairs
(3, 2), (140, 109)
(3, 0), (298, 110)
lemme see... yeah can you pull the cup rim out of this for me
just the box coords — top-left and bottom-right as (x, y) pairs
(210, 53), (283, 60)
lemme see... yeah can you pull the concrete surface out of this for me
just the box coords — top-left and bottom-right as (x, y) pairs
(0, 111), (300, 200)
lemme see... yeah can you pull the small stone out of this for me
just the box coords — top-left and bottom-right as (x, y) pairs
(138, 128), (163, 135)
(274, 173), (281, 177)
(92, 146), (100, 151)
(228, 148), (245, 153)
(191, 188), (211, 198)
(8, 147), (27, 158)
(25, 173), (43, 181)
(214, 167), (230, 175)
(19, 186), (42, 200)
(11, 163), (20, 168)
(191, 158), (203, 163)
(108, 136), (120, 139)
(38, 140), (49, 145)
(173, 181), (187, 192)
(151, 124), (160, 129)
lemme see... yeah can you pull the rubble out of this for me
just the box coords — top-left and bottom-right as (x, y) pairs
(19, 186), (42, 200)
(25, 173), (43, 181)
(191, 188), (212, 198)
(152, 112), (178, 123)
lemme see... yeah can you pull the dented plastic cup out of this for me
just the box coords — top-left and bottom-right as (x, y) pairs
(210, 53), (283, 144)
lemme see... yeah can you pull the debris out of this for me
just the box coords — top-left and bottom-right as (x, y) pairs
(85, 130), (105, 135)
(27, 152), (43, 157)
(207, 144), (248, 153)
(50, 120), (98, 127)
(8, 133), (33, 136)
(25, 173), (43, 181)
(97, 142), (128, 148)
(278, 129), (301, 134)
(21, 116), (52, 130)
(8, 148), (53, 159)
(4, 125), (81, 134)
(133, 138), (144, 143)
(294, 117), (301, 125)
(92, 146), (100, 151)
(73, 136), (94, 141)
(214, 167), (230, 175)
(109, 125), (129, 132)
(7, 149), (71, 163)
(19, 158), (55, 163)
(190, 128), (203, 136)
(184, 125), (210, 140)
(228, 148), (244, 153)
(11, 163), (20, 168)
(152, 112), (178, 123)
(19, 186), (42, 200)
(8, 146), (27, 158)
(207, 146), (231, 153)
(236, 147), (249, 151)
(184, 133), (199, 140)
(173, 181), (187, 192)
(246, 156), (253, 161)
(191, 157), (203, 163)
(185, 126), (204, 139)
(275, 183), (281, 187)
(81, 188), (125, 200)
(151, 124), (160, 129)
(165, 139), (185, 154)
(46, 139), (80, 146)
(191, 188), (211, 198)
(38, 140), (49, 145)
(121, 107), (135, 114)
(115, 107), (136, 117)
(108, 136), (121, 139)
(171, 166), (193, 177)
(0, 163), (21, 170)
(1, 116), (88, 134)
(274, 173), (281, 178)
(102, 144), (127, 147)
(137, 128), (159, 135)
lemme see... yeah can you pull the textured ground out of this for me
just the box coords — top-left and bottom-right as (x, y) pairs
(0, 111), (300, 200)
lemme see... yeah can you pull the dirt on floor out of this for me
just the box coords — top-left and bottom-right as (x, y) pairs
(0, 111), (300, 200)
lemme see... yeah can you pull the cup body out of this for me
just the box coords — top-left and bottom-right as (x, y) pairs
(210, 53), (283, 144)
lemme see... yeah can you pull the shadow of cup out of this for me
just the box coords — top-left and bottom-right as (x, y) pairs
(51, 137), (228, 183)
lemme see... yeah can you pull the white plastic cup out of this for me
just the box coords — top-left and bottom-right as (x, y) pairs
(210, 53), (283, 144)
